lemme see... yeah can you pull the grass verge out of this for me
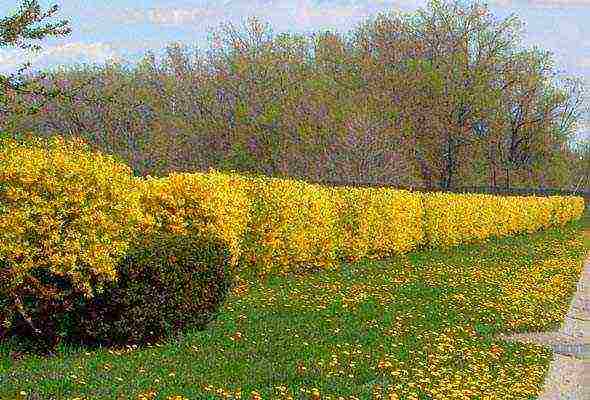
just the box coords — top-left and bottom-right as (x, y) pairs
(1, 209), (589, 400)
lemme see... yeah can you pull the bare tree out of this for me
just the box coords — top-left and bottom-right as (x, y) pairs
(487, 46), (587, 189)
(345, 0), (528, 188)
(345, 0), (586, 190)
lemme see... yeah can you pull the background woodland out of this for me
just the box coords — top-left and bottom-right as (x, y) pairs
(1, 0), (589, 192)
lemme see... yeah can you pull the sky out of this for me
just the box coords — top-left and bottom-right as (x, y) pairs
(0, 0), (589, 145)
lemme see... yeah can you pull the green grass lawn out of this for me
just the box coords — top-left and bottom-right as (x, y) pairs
(1, 209), (589, 400)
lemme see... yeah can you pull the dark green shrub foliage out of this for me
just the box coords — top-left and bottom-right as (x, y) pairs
(1, 231), (237, 355)
(67, 232), (237, 349)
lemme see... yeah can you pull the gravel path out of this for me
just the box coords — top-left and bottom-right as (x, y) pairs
(496, 255), (589, 399)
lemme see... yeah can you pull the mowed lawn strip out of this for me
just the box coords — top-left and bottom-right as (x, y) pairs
(1, 209), (589, 400)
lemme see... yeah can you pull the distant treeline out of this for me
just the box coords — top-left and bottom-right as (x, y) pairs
(1, 0), (589, 193)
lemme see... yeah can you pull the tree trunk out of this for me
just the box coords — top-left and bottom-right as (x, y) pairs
(415, 149), (433, 190)
(505, 167), (510, 190)
(490, 165), (497, 188)
(444, 151), (455, 189)
(489, 146), (497, 189)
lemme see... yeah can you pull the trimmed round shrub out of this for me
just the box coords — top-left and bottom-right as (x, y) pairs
(62, 231), (236, 349)
(0, 133), (147, 355)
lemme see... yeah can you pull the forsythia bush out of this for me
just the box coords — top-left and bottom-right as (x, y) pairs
(133, 170), (254, 272)
(330, 186), (424, 262)
(0, 135), (254, 353)
(0, 134), (146, 298)
(199, 172), (581, 280)
(0, 130), (584, 359)
(421, 192), (585, 249)
(0, 134), (147, 342)
(1, 131), (584, 343)
(213, 172), (424, 280)
(221, 172), (343, 280)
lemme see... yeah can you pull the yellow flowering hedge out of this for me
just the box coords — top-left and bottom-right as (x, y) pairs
(0, 134), (152, 342)
(2, 132), (584, 304)
(131, 170), (254, 272)
(183, 172), (581, 280)
(0, 134), (146, 302)
(329, 186), (424, 263)
(421, 192), (585, 249)
(220, 172), (343, 280)
(207, 172), (424, 280)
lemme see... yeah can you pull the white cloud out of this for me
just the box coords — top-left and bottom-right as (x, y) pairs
(109, 1), (408, 29)
(110, 6), (227, 26)
(486, 0), (515, 6)
(0, 49), (24, 75)
(0, 42), (124, 77)
(529, 0), (590, 7)
(289, 0), (405, 31)
(145, 7), (224, 25)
